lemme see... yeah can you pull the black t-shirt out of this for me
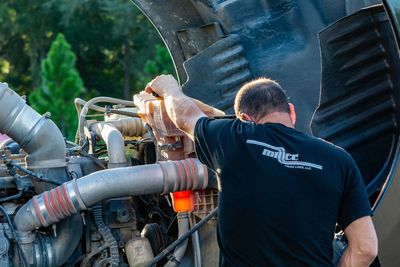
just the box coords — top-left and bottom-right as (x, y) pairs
(194, 117), (372, 267)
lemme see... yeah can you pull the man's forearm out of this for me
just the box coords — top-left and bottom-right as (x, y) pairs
(163, 90), (224, 118)
(164, 92), (206, 139)
(338, 246), (376, 267)
(188, 97), (225, 117)
(338, 216), (378, 267)
(146, 74), (213, 139)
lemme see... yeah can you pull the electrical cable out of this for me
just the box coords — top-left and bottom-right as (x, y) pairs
(145, 207), (218, 267)
(77, 150), (106, 169)
(81, 204), (119, 267)
(5, 161), (61, 185)
(92, 204), (119, 267)
(0, 205), (30, 267)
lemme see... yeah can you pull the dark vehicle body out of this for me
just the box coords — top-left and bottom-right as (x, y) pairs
(132, 0), (400, 266)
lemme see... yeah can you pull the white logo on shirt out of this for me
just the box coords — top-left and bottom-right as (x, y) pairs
(246, 139), (323, 170)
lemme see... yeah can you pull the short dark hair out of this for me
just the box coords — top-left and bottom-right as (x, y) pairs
(234, 77), (289, 121)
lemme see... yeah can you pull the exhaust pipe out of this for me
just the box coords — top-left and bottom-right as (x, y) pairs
(14, 158), (208, 232)
(0, 83), (66, 169)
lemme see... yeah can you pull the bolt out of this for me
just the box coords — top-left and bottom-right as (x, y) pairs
(117, 209), (130, 223)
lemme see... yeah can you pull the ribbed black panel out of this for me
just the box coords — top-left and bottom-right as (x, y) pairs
(311, 5), (400, 193)
(182, 34), (252, 111)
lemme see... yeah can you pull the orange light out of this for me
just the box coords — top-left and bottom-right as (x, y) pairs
(171, 191), (194, 213)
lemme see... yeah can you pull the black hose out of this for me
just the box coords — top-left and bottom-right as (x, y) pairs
(0, 205), (30, 267)
(0, 191), (23, 203)
(145, 207), (218, 267)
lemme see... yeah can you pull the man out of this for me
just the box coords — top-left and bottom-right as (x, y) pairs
(146, 75), (378, 267)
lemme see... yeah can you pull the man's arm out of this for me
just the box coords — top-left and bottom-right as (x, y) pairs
(146, 75), (208, 139)
(338, 216), (378, 267)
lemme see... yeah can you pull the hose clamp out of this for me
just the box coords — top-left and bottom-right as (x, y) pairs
(67, 179), (86, 211)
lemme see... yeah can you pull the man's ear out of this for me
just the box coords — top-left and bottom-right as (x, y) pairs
(289, 103), (296, 126)
(240, 113), (254, 122)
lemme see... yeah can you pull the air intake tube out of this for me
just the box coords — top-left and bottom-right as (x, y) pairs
(34, 215), (83, 267)
(0, 82), (66, 169)
(14, 158), (208, 232)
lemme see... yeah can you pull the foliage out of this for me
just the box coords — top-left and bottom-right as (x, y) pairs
(0, 0), (175, 140)
(141, 44), (176, 85)
(29, 33), (84, 141)
(0, 0), (174, 97)
(0, 0), (61, 94)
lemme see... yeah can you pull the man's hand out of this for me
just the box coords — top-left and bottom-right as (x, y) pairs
(145, 74), (225, 118)
(145, 74), (182, 98)
(144, 74), (225, 139)
(145, 74), (206, 139)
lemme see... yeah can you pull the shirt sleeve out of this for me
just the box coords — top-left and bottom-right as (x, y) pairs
(337, 156), (373, 230)
(194, 117), (236, 170)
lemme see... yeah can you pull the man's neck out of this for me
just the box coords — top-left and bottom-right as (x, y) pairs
(256, 112), (294, 128)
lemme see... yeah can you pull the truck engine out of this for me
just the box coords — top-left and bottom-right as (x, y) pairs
(0, 0), (399, 266)
(0, 83), (219, 266)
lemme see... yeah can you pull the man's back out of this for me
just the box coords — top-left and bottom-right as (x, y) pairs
(145, 74), (377, 266)
(195, 118), (372, 267)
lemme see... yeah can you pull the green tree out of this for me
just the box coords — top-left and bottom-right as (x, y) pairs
(0, 0), (61, 94)
(0, 0), (175, 99)
(29, 33), (84, 141)
(100, 0), (174, 98)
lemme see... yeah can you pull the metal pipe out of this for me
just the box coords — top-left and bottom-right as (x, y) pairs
(188, 215), (202, 267)
(42, 215), (83, 267)
(145, 208), (218, 267)
(90, 123), (129, 168)
(17, 215), (84, 267)
(75, 98), (105, 115)
(164, 212), (189, 267)
(90, 118), (147, 168)
(0, 83), (66, 169)
(74, 98), (140, 118)
(50, 215), (83, 266)
(14, 159), (208, 232)
(78, 97), (136, 144)
(191, 228), (202, 267)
